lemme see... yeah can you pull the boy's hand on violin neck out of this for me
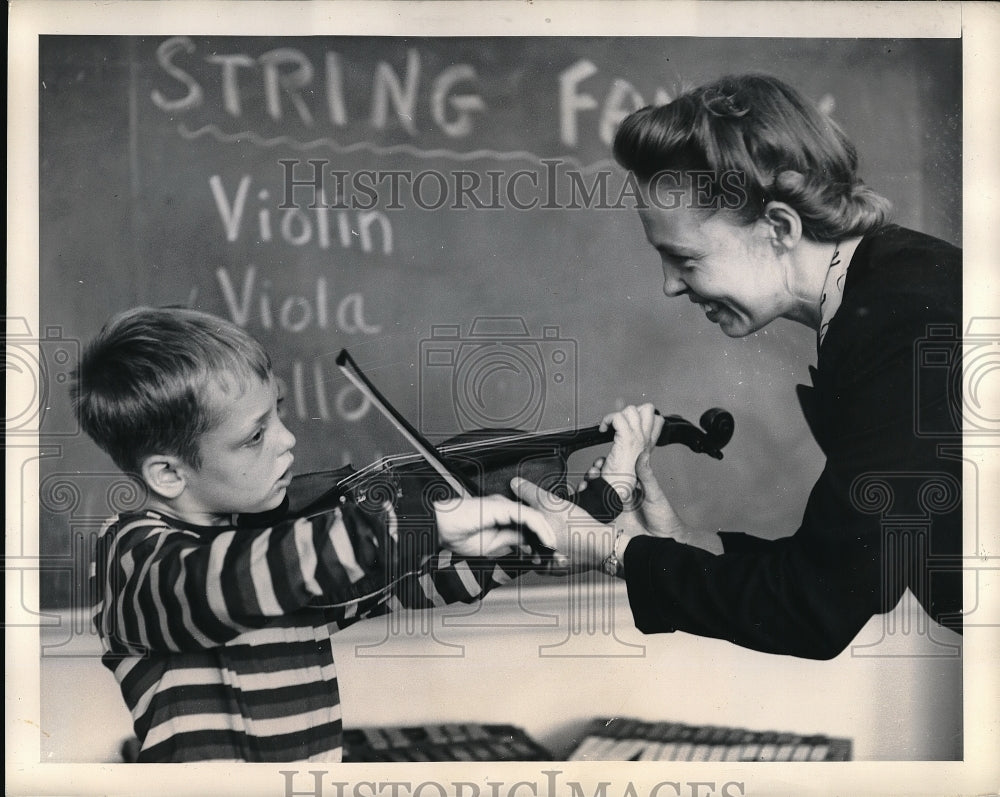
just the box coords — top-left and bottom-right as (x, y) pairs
(510, 477), (619, 571)
(433, 495), (557, 557)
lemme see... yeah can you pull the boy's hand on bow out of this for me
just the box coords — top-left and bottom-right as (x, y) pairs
(433, 494), (556, 557)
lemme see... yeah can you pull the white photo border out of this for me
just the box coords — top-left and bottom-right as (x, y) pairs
(7, 2), (998, 795)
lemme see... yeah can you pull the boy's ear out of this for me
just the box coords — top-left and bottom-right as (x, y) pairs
(140, 454), (189, 500)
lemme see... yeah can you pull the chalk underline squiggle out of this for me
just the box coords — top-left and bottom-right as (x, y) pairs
(176, 123), (619, 174)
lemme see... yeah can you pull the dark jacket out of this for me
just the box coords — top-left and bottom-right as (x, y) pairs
(623, 225), (963, 659)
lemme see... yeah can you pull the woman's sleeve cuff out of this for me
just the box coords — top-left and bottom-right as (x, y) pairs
(621, 534), (678, 634)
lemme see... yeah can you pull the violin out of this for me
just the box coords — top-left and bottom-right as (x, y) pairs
(276, 351), (735, 540)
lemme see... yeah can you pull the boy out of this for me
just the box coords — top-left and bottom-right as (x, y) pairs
(73, 306), (557, 762)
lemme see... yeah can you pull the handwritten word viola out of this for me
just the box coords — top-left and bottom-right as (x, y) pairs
(216, 265), (382, 335)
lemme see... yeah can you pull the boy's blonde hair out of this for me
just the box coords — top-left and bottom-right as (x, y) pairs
(72, 307), (272, 474)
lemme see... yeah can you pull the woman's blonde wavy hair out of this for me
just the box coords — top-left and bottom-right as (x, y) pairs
(613, 74), (891, 242)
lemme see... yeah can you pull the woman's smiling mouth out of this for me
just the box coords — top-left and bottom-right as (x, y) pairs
(689, 294), (724, 322)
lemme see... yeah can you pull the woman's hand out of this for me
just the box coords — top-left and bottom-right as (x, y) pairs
(508, 477), (616, 571)
(599, 403), (662, 501)
(627, 448), (723, 555)
(576, 423), (724, 556)
(433, 494), (556, 557)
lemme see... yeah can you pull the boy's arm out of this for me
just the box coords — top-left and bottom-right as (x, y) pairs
(93, 506), (397, 654)
(384, 545), (545, 611)
(311, 498), (552, 614)
(386, 495), (558, 609)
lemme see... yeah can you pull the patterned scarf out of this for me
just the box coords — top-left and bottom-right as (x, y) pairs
(818, 243), (849, 349)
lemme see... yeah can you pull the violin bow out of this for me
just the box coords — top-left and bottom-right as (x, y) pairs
(335, 349), (473, 499)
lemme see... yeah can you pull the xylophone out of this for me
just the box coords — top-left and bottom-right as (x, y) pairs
(567, 718), (853, 762)
(342, 723), (552, 762)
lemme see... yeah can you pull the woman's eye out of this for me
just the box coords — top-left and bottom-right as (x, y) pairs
(662, 250), (694, 268)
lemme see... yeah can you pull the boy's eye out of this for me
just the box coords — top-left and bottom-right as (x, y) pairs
(246, 428), (265, 447)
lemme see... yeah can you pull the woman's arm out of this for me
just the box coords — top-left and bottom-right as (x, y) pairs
(621, 288), (963, 659)
(514, 281), (962, 659)
(622, 479), (885, 660)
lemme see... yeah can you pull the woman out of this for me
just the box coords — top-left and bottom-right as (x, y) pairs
(512, 74), (962, 660)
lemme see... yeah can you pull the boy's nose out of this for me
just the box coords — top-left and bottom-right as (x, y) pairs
(278, 420), (296, 452)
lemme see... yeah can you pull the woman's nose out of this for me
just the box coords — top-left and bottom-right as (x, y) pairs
(661, 263), (687, 297)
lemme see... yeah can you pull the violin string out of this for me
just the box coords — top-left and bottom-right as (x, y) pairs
(434, 425), (597, 454)
(325, 423), (606, 490)
(299, 414), (702, 491)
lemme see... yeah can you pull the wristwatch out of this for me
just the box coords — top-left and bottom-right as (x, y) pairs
(602, 528), (626, 577)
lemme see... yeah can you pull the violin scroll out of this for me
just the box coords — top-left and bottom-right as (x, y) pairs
(698, 408), (735, 459)
(654, 408), (734, 460)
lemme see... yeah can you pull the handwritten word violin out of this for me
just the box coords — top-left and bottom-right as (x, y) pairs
(273, 351), (734, 541)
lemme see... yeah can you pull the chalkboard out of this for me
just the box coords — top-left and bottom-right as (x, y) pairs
(36, 35), (961, 608)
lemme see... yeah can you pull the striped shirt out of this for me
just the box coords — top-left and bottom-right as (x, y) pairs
(91, 501), (537, 762)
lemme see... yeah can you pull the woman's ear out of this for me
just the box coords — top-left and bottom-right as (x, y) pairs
(762, 201), (803, 252)
(140, 454), (188, 500)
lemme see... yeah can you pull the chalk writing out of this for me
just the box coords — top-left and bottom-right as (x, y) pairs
(559, 58), (673, 147)
(152, 37), (486, 138)
(279, 359), (372, 424)
(180, 123), (618, 173)
(154, 37), (674, 159)
(209, 175), (393, 254)
(215, 266), (382, 335)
